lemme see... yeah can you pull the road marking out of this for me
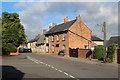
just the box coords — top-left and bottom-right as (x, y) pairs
(54, 68), (58, 70)
(51, 66), (54, 68)
(69, 75), (75, 78)
(27, 56), (76, 79)
(58, 70), (62, 72)
(63, 72), (69, 75)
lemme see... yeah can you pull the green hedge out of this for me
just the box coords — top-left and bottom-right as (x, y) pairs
(94, 46), (104, 59)
(58, 50), (65, 56)
(107, 44), (115, 62)
(2, 43), (17, 55)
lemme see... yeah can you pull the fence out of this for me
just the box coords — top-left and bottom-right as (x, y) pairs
(69, 48), (92, 58)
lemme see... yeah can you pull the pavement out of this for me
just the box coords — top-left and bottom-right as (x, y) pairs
(1, 53), (119, 80)
(34, 52), (118, 67)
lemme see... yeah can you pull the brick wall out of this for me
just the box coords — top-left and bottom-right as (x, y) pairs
(78, 49), (91, 58)
(48, 32), (69, 55)
(68, 19), (91, 49)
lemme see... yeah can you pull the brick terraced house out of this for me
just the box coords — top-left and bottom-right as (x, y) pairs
(45, 16), (91, 56)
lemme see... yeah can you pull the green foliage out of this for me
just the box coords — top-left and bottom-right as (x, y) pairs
(107, 44), (115, 62)
(2, 12), (27, 55)
(94, 46), (104, 59)
(2, 43), (17, 54)
(58, 50), (66, 56)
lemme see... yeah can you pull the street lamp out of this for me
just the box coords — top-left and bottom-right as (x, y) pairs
(97, 22), (107, 62)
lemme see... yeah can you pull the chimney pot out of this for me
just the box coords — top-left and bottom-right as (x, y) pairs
(64, 17), (69, 23)
(76, 15), (81, 20)
(49, 26), (53, 30)
(43, 29), (47, 33)
(52, 23), (57, 27)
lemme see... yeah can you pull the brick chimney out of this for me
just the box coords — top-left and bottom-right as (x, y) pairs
(64, 17), (69, 23)
(43, 29), (47, 33)
(52, 23), (57, 27)
(49, 26), (53, 30)
(76, 15), (81, 21)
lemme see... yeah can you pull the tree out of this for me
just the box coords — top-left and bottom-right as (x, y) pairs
(2, 12), (27, 54)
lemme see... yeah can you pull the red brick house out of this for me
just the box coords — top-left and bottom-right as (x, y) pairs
(45, 16), (91, 56)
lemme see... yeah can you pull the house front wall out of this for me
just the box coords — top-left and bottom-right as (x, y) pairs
(48, 32), (69, 55)
(36, 44), (46, 53)
(30, 42), (37, 53)
(68, 20), (91, 49)
(92, 41), (103, 46)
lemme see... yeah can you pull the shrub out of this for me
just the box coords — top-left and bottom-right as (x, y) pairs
(58, 50), (65, 56)
(94, 46), (104, 59)
(2, 43), (17, 55)
(107, 44), (115, 62)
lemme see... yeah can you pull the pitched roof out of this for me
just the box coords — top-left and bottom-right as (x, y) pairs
(36, 34), (45, 44)
(106, 36), (120, 46)
(45, 19), (76, 35)
(91, 36), (103, 41)
(28, 34), (40, 43)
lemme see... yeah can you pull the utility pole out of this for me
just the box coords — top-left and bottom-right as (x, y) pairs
(97, 22), (107, 62)
(103, 22), (106, 62)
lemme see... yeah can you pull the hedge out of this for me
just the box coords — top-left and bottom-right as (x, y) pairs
(107, 44), (115, 62)
(2, 43), (17, 55)
(94, 46), (104, 59)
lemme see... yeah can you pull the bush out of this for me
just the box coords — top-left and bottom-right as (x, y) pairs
(107, 44), (115, 62)
(94, 46), (104, 59)
(2, 43), (17, 55)
(58, 50), (65, 56)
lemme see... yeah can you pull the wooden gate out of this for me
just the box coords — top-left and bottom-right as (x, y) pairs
(69, 48), (78, 57)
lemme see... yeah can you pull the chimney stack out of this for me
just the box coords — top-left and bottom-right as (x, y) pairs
(76, 15), (81, 21)
(52, 23), (57, 27)
(43, 29), (47, 33)
(49, 26), (53, 30)
(64, 17), (69, 23)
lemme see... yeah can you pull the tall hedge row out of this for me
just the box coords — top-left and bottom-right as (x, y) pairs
(94, 46), (104, 59)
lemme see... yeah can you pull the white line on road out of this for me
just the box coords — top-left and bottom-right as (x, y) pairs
(58, 70), (62, 72)
(69, 75), (75, 78)
(63, 72), (69, 75)
(26, 56), (77, 79)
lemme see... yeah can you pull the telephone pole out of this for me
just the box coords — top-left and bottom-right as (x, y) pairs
(97, 22), (107, 62)
(103, 22), (106, 62)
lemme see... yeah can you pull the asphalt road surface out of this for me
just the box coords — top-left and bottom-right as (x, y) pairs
(2, 53), (119, 80)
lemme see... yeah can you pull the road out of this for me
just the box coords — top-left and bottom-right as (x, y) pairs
(2, 53), (119, 80)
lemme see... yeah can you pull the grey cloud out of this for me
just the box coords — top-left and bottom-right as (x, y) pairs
(14, 2), (118, 40)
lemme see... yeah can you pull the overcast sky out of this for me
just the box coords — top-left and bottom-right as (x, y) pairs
(2, 0), (119, 40)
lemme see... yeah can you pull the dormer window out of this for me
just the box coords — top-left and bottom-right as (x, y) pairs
(52, 35), (54, 42)
(62, 33), (66, 41)
(57, 35), (59, 41)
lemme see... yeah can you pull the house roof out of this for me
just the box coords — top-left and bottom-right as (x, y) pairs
(28, 34), (40, 43)
(106, 36), (120, 46)
(28, 38), (38, 43)
(91, 36), (103, 41)
(45, 19), (76, 35)
(36, 34), (45, 44)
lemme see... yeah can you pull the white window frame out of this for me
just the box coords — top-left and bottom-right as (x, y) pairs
(62, 45), (66, 52)
(84, 45), (88, 49)
(62, 33), (66, 41)
(52, 35), (54, 42)
(46, 46), (49, 53)
(52, 45), (54, 52)
(57, 35), (59, 41)
(46, 37), (49, 43)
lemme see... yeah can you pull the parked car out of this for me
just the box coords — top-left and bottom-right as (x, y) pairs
(19, 48), (32, 53)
